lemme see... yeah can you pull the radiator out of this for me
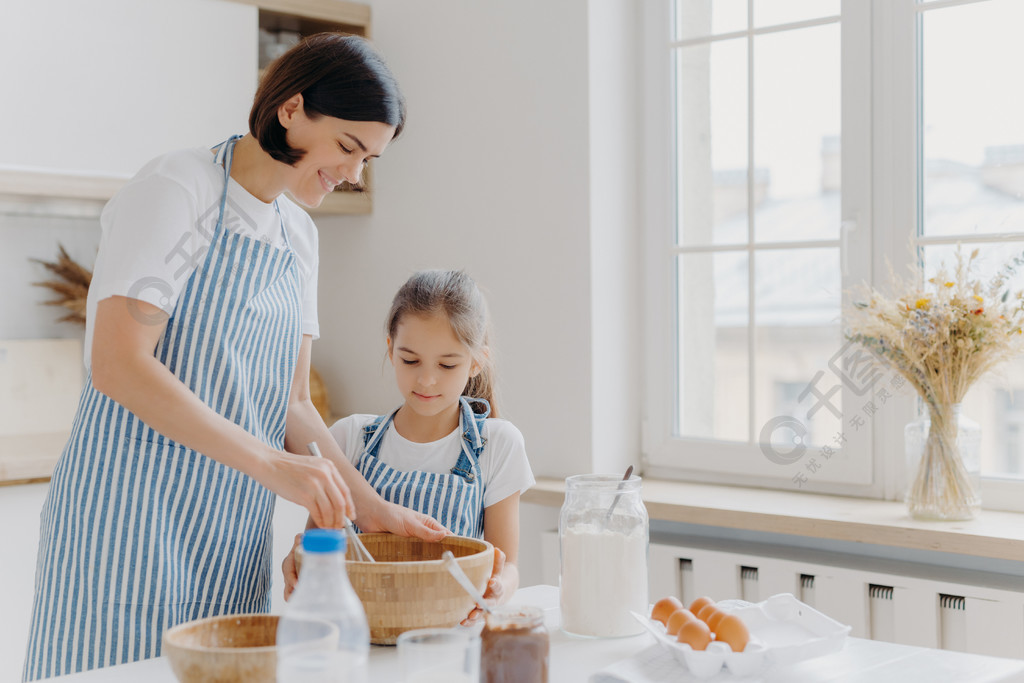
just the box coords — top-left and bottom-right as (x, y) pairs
(541, 531), (1024, 658)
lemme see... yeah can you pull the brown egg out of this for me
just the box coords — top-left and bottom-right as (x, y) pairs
(651, 596), (684, 626)
(705, 609), (728, 632)
(666, 608), (698, 636)
(676, 618), (712, 651)
(714, 614), (751, 652)
(688, 596), (714, 615)
(696, 603), (719, 623)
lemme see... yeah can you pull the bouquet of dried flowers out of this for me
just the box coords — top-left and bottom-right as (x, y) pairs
(846, 247), (1024, 519)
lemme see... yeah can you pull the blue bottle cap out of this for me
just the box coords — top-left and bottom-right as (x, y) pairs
(302, 529), (347, 554)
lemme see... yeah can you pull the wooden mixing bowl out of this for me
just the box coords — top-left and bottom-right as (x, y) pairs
(162, 613), (332, 682)
(345, 533), (494, 645)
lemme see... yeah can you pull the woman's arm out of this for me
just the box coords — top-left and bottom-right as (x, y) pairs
(462, 492), (521, 623)
(91, 295), (352, 530)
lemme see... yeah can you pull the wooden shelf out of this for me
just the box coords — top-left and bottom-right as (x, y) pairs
(231, 0), (370, 29)
(0, 166), (127, 202)
(523, 476), (1024, 563)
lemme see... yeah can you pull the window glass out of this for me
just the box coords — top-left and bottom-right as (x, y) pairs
(677, 251), (750, 441)
(753, 24), (841, 242)
(921, 0), (1024, 238)
(754, 0), (840, 29)
(675, 0), (746, 41)
(753, 248), (842, 449)
(676, 38), (748, 246)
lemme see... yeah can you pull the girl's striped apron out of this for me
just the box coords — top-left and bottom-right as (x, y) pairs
(356, 397), (488, 539)
(23, 136), (302, 680)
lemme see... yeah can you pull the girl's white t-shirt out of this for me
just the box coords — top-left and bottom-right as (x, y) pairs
(83, 144), (320, 368)
(329, 413), (535, 509)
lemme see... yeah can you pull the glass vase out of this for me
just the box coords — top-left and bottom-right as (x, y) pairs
(904, 404), (981, 521)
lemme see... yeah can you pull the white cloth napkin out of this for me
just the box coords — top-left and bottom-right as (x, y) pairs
(589, 644), (764, 683)
(588, 644), (685, 682)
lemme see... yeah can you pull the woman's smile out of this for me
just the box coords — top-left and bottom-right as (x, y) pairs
(318, 170), (341, 193)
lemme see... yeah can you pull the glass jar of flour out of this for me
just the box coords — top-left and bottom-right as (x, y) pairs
(559, 473), (648, 638)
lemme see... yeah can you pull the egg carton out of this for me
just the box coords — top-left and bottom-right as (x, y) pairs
(631, 593), (851, 679)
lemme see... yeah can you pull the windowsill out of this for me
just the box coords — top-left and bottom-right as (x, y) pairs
(523, 477), (1024, 563)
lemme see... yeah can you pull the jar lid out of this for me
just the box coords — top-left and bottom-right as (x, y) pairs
(565, 473), (641, 490)
(484, 604), (546, 630)
(302, 528), (347, 554)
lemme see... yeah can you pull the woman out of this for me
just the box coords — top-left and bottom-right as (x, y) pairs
(23, 34), (445, 680)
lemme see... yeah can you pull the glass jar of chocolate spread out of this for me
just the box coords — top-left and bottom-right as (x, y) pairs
(481, 605), (549, 683)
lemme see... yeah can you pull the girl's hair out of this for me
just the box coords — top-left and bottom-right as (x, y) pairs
(249, 33), (406, 165)
(386, 270), (499, 417)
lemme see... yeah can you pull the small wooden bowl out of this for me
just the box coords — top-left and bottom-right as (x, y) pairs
(346, 533), (493, 645)
(162, 613), (332, 683)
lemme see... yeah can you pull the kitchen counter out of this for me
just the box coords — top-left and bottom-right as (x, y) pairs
(49, 585), (1024, 682)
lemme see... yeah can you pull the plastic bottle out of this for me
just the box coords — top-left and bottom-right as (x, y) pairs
(277, 529), (369, 682)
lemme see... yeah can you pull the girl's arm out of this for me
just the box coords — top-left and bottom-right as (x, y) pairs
(91, 296), (352, 529)
(463, 492), (522, 624)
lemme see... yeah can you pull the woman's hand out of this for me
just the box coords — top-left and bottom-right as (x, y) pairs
(461, 547), (513, 625)
(282, 533), (303, 600)
(355, 499), (449, 541)
(253, 448), (355, 531)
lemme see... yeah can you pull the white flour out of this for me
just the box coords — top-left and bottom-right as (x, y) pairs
(560, 523), (648, 637)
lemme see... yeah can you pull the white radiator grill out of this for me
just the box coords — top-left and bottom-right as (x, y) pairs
(939, 593), (968, 652)
(540, 531), (1024, 658)
(868, 584), (896, 643)
(799, 573), (816, 607)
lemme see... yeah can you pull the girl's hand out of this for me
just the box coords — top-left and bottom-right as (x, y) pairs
(461, 547), (508, 625)
(255, 449), (355, 531)
(356, 499), (449, 542)
(281, 533), (303, 601)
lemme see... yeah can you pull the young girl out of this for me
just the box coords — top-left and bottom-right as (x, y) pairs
(310, 270), (533, 617)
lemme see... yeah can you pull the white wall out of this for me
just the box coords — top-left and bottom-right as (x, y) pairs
(0, 0), (256, 176)
(0, 0), (644, 679)
(313, 0), (600, 480)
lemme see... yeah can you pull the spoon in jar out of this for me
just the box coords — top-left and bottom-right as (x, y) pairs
(604, 465), (634, 523)
(442, 550), (492, 615)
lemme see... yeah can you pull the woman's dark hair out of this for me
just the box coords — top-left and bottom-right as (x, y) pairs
(249, 33), (406, 165)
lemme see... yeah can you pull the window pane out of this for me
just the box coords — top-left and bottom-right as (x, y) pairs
(753, 23), (841, 242)
(754, 0), (839, 28)
(675, 0), (746, 41)
(921, 0), (1024, 237)
(921, 242), (1024, 479)
(677, 252), (749, 441)
(676, 38), (748, 246)
(754, 248), (842, 449)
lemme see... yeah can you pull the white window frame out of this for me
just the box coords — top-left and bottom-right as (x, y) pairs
(641, 0), (1024, 511)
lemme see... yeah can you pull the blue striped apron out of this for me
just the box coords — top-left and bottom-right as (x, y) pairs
(356, 397), (488, 538)
(23, 136), (302, 680)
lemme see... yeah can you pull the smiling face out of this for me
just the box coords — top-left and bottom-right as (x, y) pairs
(278, 94), (395, 207)
(388, 312), (481, 429)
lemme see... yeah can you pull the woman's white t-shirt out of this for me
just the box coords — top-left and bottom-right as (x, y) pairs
(84, 144), (320, 368)
(329, 414), (535, 509)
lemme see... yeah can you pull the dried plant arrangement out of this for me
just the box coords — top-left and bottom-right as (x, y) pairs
(32, 244), (92, 326)
(845, 247), (1024, 519)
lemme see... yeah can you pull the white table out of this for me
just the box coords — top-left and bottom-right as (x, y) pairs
(51, 585), (1024, 683)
